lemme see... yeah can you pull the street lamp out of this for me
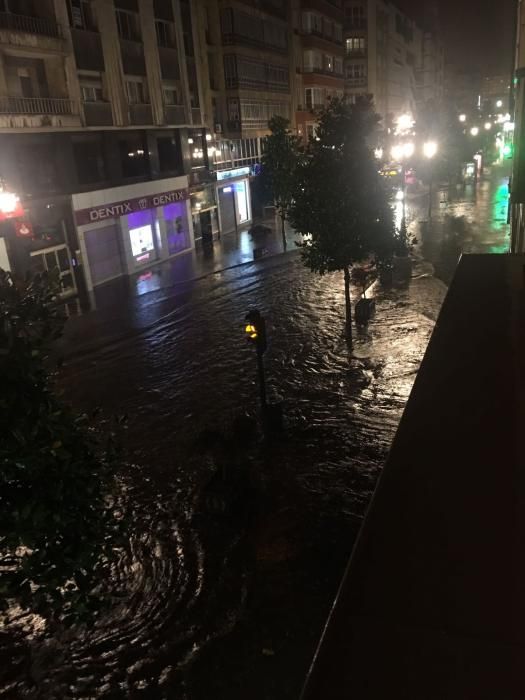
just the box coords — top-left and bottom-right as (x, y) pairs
(459, 114), (467, 123)
(484, 122), (492, 130)
(391, 142), (415, 222)
(496, 99), (503, 108)
(423, 141), (438, 219)
(470, 126), (479, 136)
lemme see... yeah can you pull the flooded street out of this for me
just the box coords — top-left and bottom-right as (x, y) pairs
(0, 166), (510, 699)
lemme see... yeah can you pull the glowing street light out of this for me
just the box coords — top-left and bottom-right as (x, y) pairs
(396, 113), (415, 133)
(459, 114), (467, 123)
(423, 141), (438, 159)
(470, 126), (479, 136)
(496, 99), (503, 108)
(484, 122), (492, 130)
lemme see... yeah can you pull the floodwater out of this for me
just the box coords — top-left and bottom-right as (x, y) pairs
(0, 167), (509, 699)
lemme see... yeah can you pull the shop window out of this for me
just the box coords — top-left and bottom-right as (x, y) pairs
(164, 201), (190, 255)
(73, 136), (107, 184)
(157, 135), (181, 173)
(118, 133), (148, 178)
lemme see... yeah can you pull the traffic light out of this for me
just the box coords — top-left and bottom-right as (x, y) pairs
(245, 309), (267, 354)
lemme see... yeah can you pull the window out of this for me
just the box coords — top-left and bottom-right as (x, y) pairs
(163, 85), (179, 105)
(324, 54), (334, 72)
(155, 19), (175, 48)
(334, 57), (343, 75)
(306, 123), (317, 141)
(346, 37), (366, 53)
(126, 78), (148, 104)
(79, 73), (104, 101)
(346, 63), (367, 82)
(305, 87), (324, 109)
(334, 23), (342, 42)
(118, 133), (148, 178)
(323, 18), (332, 38)
(303, 50), (322, 72)
(157, 135), (181, 173)
(72, 136), (106, 184)
(116, 8), (141, 41)
(69, 0), (97, 31)
(345, 4), (366, 28)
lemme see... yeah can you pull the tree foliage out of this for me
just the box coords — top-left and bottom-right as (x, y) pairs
(0, 270), (125, 625)
(259, 115), (303, 249)
(290, 97), (395, 340)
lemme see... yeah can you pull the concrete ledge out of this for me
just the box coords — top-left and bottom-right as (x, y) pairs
(303, 254), (525, 699)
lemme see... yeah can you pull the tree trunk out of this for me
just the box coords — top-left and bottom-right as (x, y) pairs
(344, 266), (352, 344)
(281, 214), (287, 251)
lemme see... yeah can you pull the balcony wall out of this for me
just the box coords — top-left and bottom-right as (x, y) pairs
(158, 46), (180, 80)
(0, 96), (80, 128)
(71, 28), (105, 71)
(129, 103), (153, 125)
(120, 39), (146, 75)
(83, 101), (113, 126)
(0, 12), (63, 52)
(164, 104), (186, 124)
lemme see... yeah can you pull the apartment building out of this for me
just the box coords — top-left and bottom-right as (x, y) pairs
(0, 0), (218, 296)
(292, 0), (345, 139)
(190, 0), (294, 232)
(343, 0), (443, 126)
(511, 0), (524, 252)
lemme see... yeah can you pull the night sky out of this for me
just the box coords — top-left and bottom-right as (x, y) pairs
(397, 0), (516, 75)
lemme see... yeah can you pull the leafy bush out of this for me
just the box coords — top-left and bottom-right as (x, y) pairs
(0, 269), (124, 625)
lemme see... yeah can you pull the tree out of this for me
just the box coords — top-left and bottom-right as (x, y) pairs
(290, 97), (395, 343)
(259, 116), (303, 250)
(0, 270), (125, 625)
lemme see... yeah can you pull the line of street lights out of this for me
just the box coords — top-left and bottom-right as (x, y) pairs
(389, 140), (438, 221)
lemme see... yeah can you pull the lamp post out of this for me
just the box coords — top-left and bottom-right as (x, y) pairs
(391, 141), (414, 223)
(423, 141), (438, 220)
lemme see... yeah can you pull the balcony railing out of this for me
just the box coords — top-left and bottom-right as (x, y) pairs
(0, 12), (61, 38)
(0, 96), (75, 115)
(345, 77), (368, 87)
(303, 66), (344, 78)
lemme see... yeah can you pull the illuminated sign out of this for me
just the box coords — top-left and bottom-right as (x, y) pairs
(75, 188), (189, 226)
(216, 167), (250, 181)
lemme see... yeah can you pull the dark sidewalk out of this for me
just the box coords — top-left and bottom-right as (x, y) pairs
(302, 254), (525, 699)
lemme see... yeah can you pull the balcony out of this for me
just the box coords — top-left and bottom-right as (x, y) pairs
(0, 96), (74, 114)
(344, 19), (368, 30)
(71, 28), (104, 72)
(159, 46), (180, 80)
(303, 66), (344, 78)
(0, 12), (61, 38)
(192, 107), (202, 125)
(120, 39), (146, 76)
(129, 103), (153, 125)
(346, 49), (367, 58)
(345, 76), (368, 88)
(164, 104), (186, 124)
(0, 96), (80, 128)
(83, 101), (113, 127)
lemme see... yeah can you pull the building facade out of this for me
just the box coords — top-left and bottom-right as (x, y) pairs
(0, 0), (217, 296)
(292, 0), (345, 140)
(342, 0), (443, 127)
(511, 0), (525, 252)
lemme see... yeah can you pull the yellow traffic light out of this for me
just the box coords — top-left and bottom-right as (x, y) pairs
(245, 323), (258, 340)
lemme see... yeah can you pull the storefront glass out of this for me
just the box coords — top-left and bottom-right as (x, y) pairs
(164, 201), (191, 255)
(235, 180), (249, 223)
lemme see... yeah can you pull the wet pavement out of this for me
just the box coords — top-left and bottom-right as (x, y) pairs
(0, 166), (510, 699)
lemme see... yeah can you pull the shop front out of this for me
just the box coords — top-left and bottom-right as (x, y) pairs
(0, 194), (78, 298)
(216, 167), (252, 235)
(190, 184), (219, 243)
(72, 176), (192, 291)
